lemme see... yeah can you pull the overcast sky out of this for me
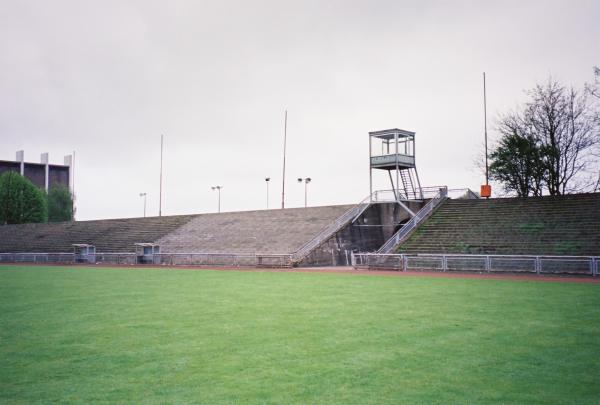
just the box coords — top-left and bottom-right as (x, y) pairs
(1, 0), (599, 220)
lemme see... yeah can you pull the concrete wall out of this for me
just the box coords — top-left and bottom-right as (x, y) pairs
(297, 200), (425, 267)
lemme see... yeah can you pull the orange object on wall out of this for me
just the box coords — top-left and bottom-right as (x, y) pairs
(480, 184), (491, 198)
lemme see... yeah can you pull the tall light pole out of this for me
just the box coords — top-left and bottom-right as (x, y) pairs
(481, 72), (491, 199)
(211, 186), (222, 213)
(265, 177), (270, 209)
(484, 72), (488, 187)
(159, 134), (164, 216)
(281, 110), (287, 209)
(297, 177), (311, 208)
(139, 192), (147, 217)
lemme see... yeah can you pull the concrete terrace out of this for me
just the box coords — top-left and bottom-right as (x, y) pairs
(397, 192), (600, 256)
(0, 205), (353, 254)
(157, 205), (353, 254)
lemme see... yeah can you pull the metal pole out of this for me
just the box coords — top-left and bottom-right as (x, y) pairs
(159, 134), (164, 216)
(72, 150), (76, 220)
(395, 132), (399, 201)
(212, 186), (222, 213)
(139, 193), (147, 217)
(281, 110), (287, 209)
(265, 178), (270, 209)
(369, 133), (372, 201)
(483, 72), (489, 187)
(305, 181), (308, 208)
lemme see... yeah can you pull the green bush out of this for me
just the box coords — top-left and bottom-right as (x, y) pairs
(47, 184), (73, 222)
(0, 171), (48, 225)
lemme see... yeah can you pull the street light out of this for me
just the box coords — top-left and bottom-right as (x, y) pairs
(265, 177), (270, 209)
(139, 192), (147, 217)
(297, 177), (311, 208)
(211, 186), (223, 213)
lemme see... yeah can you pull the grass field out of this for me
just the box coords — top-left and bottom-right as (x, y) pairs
(1, 266), (599, 404)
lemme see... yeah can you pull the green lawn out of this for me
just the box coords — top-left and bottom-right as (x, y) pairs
(1, 266), (599, 404)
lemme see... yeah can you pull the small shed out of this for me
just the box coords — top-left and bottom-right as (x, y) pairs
(134, 243), (160, 264)
(72, 244), (96, 263)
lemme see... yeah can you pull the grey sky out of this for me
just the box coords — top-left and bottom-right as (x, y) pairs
(1, 0), (599, 220)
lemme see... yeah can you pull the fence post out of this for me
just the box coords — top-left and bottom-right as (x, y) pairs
(535, 256), (541, 274)
(442, 255), (448, 272)
(592, 257), (597, 277)
(402, 255), (408, 272)
(485, 255), (491, 272)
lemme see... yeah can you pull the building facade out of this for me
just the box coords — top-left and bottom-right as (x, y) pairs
(0, 151), (72, 192)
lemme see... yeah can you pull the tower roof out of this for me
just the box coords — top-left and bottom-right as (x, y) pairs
(369, 128), (415, 140)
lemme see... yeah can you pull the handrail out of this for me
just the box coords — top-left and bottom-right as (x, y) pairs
(291, 195), (373, 263)
(291, 186), (451, 264)
(377, 187), (448, 254)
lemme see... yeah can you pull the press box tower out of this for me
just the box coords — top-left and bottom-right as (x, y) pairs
(369, 128), (423, 201)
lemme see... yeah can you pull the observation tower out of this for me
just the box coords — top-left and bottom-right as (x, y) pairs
(369, 128), (423, 201)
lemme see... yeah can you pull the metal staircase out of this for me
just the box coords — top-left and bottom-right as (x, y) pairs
(399, 168), (421, 200)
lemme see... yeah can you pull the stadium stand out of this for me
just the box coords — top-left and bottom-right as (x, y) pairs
(0, 205), (353, 255)
(157, 205), (353, 254)
(0, 215), (197, 253)
(396, 193), (600, 256)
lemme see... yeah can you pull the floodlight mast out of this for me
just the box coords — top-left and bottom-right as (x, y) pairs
(265, 177), (271, 209)
(139, 193), (147, 217)
(211, 186), (223, 213)
(298, 177), (311, 207)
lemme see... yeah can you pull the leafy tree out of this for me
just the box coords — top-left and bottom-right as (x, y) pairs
(491, 78), (599, 196)
(47, 184), (73, 222)
(0, 171), (48, 224)
(490, 129), (545, 197)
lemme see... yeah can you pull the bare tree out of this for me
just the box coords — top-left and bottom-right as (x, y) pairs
(490, 77), (599, 196)
(585, 66), (600, 100)
(585, 67), (600, 161)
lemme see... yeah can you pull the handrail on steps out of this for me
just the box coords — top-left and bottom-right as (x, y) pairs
(377, 187), (448, 254)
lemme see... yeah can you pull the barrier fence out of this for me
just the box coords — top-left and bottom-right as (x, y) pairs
(3, 251), (598, 275)
(352, 253), (599, 276)
(0, 252), (293, 268)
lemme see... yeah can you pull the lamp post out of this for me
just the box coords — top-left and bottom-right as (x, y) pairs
(297, 177), (311, 208)
(211, 186), (223, 213)
(139, 192), (147, 217)
(265, 177), (270, 209)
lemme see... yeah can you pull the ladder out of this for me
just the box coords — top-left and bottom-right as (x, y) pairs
(399, 168), (420, 200)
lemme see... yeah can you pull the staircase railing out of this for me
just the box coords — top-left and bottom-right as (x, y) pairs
(291, 187), (451, 264)
(290, 194), (373, 264)
(377, 187), (448, 254)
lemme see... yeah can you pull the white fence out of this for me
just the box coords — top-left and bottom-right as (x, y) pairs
(353, 253), (599, 276)
(152, 253), (292, 268)
(0, 252), (293, 268)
